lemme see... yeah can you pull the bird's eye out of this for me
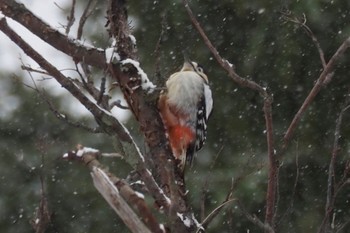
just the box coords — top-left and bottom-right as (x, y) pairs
(196, 65), (204, 73)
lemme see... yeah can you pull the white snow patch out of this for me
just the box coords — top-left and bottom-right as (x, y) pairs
(130, 180), (145, 185)
(128, 35), (137, 45)
(145, 168), (171, 205)
(76, 147), (99, 157)
(111, 38), (117, 47)
(72, 38), (104, 52)
(159, 224), (166, 233)
(258, 8), (266, 14)
(105, 47), (121, 64)
(192, 213), (203, 230)
(177, 212), (191, 228)
(135, 191), (145, 199)
(224, 59), (234, 68)
(121, 59), (156, 93)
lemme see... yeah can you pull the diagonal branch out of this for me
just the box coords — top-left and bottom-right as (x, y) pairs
(183, 0), (267, 96)
(237, 200), (275, 233)
(0, 17), (131, 143)
(283, 37), (350, 148)
(318, 102), (350, 233)
(0, 0), (106, 69)
(91, 167), (153, 233)
(64, 147), (163, 233)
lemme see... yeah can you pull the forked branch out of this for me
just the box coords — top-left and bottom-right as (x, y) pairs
(283, 37), (350, 148)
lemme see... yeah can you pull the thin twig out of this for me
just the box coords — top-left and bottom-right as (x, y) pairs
(65, 0), (76, 35)
(18, 72), (103, 133)
(200, 145), (224, 222)
(335, 217), (350, 233)
(237, 200), (275, 233)
(263, 96), (278, 228)
(282, 12), (326, 68)
(153, 11), (168, 83)
(21, 65), (49, 75)
(198, 199), (235, 232)
(278, 141), (300, 224)
(109, 100), (130, 110)
(318, 103), (350, 233)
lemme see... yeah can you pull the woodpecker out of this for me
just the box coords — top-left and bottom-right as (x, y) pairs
(158, 59), (213, 170)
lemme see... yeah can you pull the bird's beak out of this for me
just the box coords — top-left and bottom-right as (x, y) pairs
(181, 53), (193, 71)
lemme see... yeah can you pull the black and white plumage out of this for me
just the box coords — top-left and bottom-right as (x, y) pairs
(158, 59), (213, 169)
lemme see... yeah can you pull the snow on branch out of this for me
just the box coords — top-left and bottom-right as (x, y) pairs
(120, 58), (156, 93)
(63, 145), (164, 233)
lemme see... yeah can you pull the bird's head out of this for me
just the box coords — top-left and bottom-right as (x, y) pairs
(180, 57), (208, 83)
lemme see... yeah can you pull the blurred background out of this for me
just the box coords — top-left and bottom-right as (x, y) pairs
(1, 0), (350, 232)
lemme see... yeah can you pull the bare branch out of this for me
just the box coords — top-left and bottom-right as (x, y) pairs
(237, 201), (275, 233)
(92, 169), (152, 233)
(278, 141), (300, 224)
(282, 12), (326, 68)
(43, 92), (103, 133)
(109, 99), (130, 110)
(77, 0), (98, 39)
(336, 218), (350, 233)
(198, 199), (235, 232)
(283, 37), (350, 148)
(318, 103), (350, 233)
(30, 173), (51, 233)
(263, 97), (278, 228)
(153, 12), (168, 83)
(21, 65), (49, 75)
(182, 0), (267, 96)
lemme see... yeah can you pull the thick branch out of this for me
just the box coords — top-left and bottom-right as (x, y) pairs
(71, 147), (163, 233)
(105, 1), (192, 231)
(0, 0), (106, 69)
(92, 167), (153, 233)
